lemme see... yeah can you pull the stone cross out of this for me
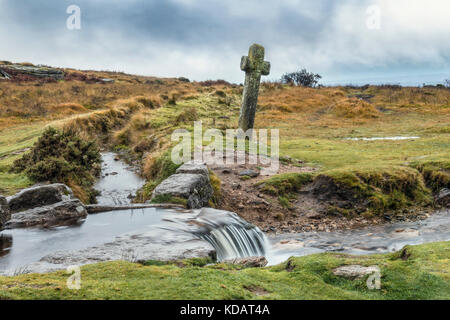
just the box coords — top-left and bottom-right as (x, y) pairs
(238, 44), (270, 132)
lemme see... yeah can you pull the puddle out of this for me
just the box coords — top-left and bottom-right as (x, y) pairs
(345, 136), (420, 141)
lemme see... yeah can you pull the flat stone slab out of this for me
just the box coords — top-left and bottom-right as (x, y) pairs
(86, 203), (185, 214)
(0, 210), (222, 275)
(14, 229), (215, 275)
(333, 265), (380, 279)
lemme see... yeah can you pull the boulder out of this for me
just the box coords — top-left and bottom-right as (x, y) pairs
(5, 199), (87, 229)
(152, 173), (213, 209)
(7, 184), (74, 213)
(0, 196), (11, 230)
(223, 256), (268, 268)
(435, 188), (450, 208)
(333, 265), (380, 279)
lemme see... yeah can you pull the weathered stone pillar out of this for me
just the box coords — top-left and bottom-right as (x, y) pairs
(238, 44), (271, 132)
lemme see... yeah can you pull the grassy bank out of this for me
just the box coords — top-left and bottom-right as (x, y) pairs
(0, 242), (448, 300)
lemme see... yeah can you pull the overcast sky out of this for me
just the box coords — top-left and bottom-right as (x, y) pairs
(0, 0), (449, 85)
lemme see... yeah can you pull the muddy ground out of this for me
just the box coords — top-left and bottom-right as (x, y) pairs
(209, 155), (433, 234)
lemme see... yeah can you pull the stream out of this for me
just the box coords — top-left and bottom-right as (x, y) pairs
(0, 152), (449, 273)
(93, 152), (145, 205)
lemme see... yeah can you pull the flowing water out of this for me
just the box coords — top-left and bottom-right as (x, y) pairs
(0, 152), (448, 273)
(94, 152), (145, 205)
(267, 209), (450, 265)
(0, 208), (168, 271)
(193, 209), (268, 261)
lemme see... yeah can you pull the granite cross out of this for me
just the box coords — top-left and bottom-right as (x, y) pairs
(238, 44), (271, 132)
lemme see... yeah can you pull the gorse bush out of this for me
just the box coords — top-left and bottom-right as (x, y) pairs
(12, 127), (101, 203)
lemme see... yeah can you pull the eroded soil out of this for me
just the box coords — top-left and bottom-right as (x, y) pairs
(210, 154), (433, 234)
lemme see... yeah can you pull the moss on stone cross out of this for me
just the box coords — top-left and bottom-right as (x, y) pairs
(238, 44), (270, 132)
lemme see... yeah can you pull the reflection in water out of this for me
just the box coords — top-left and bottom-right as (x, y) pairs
(0, 208), (167, 272)
(0, 234), (12, 258)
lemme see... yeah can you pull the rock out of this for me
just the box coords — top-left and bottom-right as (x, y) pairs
(333, 265), (380, 279)
(231, 183), (241, 190)
(222, 168), (232, 174)
(176, 161), (209, 176)
(435, 188), (450, 207)
(238, 169), (259, 178)
(0, 64), (64, 80)
(152, 173), (213, 209)
(223, 256), (268, 268)
(5, 199), (87, 229)
(306, 211), (322, 219)
(0, 196), (11, 230)
(0, 69), (11, 80)
(7, 184), (74, 213)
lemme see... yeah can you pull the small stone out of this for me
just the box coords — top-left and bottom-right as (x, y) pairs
(306, 211), (322, 219)
(238, 169), (259, 178)
(222, 168), (232, 174)
(110, 172), (118, 176)
(231, 183), (241, 190)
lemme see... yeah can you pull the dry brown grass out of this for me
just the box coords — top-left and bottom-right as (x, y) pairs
(0, 71), (207, 128)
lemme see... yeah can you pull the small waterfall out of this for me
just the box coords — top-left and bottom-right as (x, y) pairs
(193, 209), (269, 261)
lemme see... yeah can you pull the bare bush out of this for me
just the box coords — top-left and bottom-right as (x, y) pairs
(281, 69), (322, 87)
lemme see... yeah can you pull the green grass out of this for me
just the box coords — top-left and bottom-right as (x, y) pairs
(0, 123), (44, 194)
(256, 172), (314, 197)
(0, 242), (448, 300)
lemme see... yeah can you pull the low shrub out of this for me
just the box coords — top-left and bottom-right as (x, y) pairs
(12, 127), (101, 203)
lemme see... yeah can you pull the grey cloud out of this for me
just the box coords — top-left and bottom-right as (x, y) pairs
(0, 0), (448, 84)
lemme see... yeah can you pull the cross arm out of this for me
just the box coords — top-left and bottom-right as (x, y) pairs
(240, 56), (251, 72)
(261, 61), (270, 76)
